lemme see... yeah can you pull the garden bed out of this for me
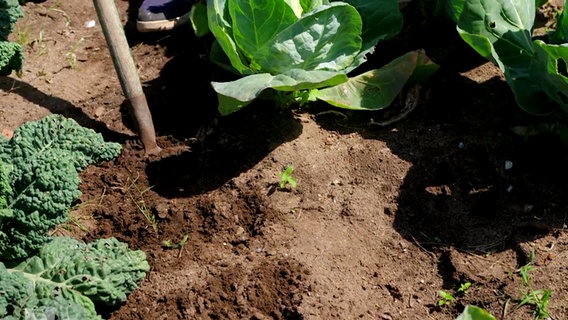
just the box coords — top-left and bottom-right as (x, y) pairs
(2, 0), (568, 319)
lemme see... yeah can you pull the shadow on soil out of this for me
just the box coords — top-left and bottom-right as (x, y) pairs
(87, 2), (568, 318)
(144, 102), (303, 197)
(118, 8), (306, 197)
(128, 28), (304, 197)
(317, 63), (568, 256)
(125, 0), (568, 250)
(0, 77), (131, 143)
(312, 0), (568, 256)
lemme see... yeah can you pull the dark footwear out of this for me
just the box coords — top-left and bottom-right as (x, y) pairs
(137, 0), (193, 33)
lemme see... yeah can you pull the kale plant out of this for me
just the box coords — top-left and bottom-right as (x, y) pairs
(0, 115), (149, 319)
(0, 114), (122, 261)
(0, 0), (24, 75)
(0, 237), (149, 320)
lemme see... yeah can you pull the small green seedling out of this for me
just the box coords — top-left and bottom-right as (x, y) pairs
(124, 173), (158, 233)
(66, 37), (84, 69)
(515, 250), (552, 320)
(15, 26), (30, 47)
(278, 165), (297, 189)
(437, 290), (456, 306)
(162, 234), (189, 258)
(438, 282), (472, 307)
(162, 234), (189, 249)
(458, 282), (472, 294)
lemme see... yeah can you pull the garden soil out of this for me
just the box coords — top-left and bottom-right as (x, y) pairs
(2, 1), (568, 319)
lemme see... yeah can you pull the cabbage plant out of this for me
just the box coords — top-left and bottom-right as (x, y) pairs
(204, 0), (439, 115)
(437, 0), (568, 116)
(455, 305), (496, 320)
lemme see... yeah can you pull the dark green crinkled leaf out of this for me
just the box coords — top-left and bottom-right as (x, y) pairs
(0, 160), (12, 254)
(0, 41), (23, 76)
(1, 150), (79, 260)
(8, 114), (122, 170)
(0, 115), (122, 261)
(0, 237), (149, 320)
(0, 0), (23, 41)
(0, 133), (7, 161)
(0, 0), (24, 75)
(0, 160), (10, 209)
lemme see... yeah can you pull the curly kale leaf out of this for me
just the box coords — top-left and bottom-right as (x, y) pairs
(0, 0), (23, 41)
(0, 294), (100, 320)
(0, 132), (7, 154)
(0, 115), (122, 261)
(0, 161), (13, 257)
(0, 41), (23, 76)
(0, 237), (149, 320)
(0, 160), (10, 209)
(0, 0), (24, 75)
(1, 150), (80, 261)
(7, 114), (122, 170)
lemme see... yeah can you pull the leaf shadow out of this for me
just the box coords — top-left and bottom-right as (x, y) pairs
(315, 66), (568, 254)
(145, 104), (303, 197)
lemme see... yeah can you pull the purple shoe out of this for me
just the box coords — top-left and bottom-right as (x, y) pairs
(137, 0), (194, 33)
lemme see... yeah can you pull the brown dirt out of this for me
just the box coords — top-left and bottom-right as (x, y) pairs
(2, 1), (568, 319)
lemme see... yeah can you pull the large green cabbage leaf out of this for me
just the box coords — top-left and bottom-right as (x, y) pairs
(457, 0), (534, 69)
(549, 1), (568, 44)
(229, 0), (298, 64)
(530, 41), (568, 113)
(315, 50), (439, 110)
(207, 0), (254, 74)
(205, 0), (433, 115)
(340, 0), (403, 72)
(456, 0), (568, 115)
(455, 305), (496, 320)
(0, 237), (149, 320)
(213, 68), (348, 115)
(252, 2), (362, 74)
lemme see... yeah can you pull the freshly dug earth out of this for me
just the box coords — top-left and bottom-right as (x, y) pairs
(2, 1), (568, 319)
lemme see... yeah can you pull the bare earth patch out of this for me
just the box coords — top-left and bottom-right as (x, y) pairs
(2, 1), (568, 319)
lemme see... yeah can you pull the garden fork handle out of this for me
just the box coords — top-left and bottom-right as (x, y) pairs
(93, 0), (161, 155)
